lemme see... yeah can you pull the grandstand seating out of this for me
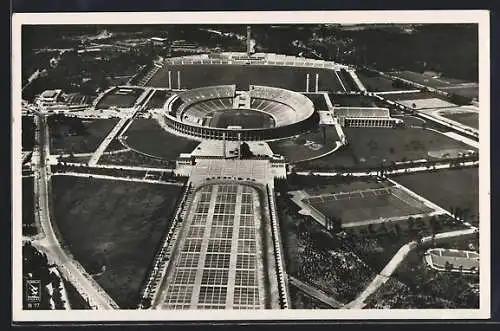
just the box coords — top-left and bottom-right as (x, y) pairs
(333, 107), (390, 119)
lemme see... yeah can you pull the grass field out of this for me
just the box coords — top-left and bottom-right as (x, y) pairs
(441, 112), (479, 129)
(391, 167), (479, 225)
(295, 127), (474, 171)
(51, 176), (183, 308)
(147, 64), (344, 92)
(144, 90), (172, 110)
(122, 119), (199, 159)
(303, 186), (433, 225)
(268, 126), (340, 163)
(22, 176), (37, 236)
(95, 87), (144, 109)
(49, 118), (119, 154)
(209, 109), (274, 129)
(329, 94), (386, 107)
(22, 116), (36, 151)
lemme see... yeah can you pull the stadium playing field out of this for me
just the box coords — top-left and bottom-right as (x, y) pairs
(302, 186), (433, 225)
(207, 109), (275, 129)
(146, 64), (345, 92)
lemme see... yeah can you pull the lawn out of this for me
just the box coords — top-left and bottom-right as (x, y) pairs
(122, 119), (199, 160)
(22, 116), (36, 151)
(268, 126), (340, 163)
(144, 90), (173, 110)
(356, 72), (416, 92)
(49, 117), (119, 154)
(295, 127), (474, 171)
(441, 112), (479, 129)
(391, 167), (479, 225)
(51, 175), (183, 308)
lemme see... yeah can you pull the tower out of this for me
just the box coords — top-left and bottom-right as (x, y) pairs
(246, 25), (253, 56)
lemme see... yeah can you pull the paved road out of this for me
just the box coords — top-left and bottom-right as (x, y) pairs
(288, 276), (343, 308)
(294, 160), (478, 177)
(88, 116), (132, 166)
(32, 114), (118, 309)
(53, 172), (183, 186)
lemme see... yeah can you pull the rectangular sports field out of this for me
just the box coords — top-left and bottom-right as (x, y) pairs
(391, 167), (479, 225)
(146, 64), (344, 92)
(95, 87), (145, 109)
(51, 175), (183, 308)
(302, 186), (434, 225)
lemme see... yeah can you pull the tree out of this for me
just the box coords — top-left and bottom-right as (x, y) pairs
(239, 142), (254, 159)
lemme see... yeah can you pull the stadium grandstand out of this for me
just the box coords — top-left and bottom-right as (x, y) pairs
(333, 107), (402, 128)
(163, 85), (317, 141)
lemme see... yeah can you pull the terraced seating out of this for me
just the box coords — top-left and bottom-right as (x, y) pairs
(178, 85), (236, 105)
(333, 107), (390, 119)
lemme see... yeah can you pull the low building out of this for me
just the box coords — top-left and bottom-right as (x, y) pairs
(36, 89), (63, 107)
(333, 107), (403, 128)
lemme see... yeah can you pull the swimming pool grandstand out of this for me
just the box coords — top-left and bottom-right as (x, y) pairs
(424, 248), (479, 274)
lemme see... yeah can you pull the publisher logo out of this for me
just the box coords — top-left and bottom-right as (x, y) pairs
(26, 280), (41, 303)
